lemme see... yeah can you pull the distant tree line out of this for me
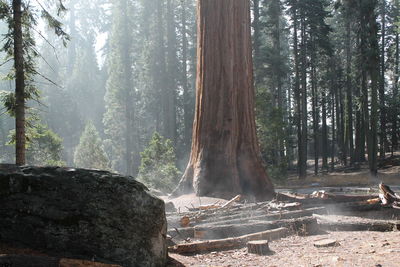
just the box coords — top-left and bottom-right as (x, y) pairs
(253, 0), (400, 180)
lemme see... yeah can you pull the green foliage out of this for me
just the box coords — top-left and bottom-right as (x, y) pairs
(103, 0), (136, 174)
(256, 87), (288, 181)
(74, 122), (110, 170)
(0, 0), (69, 164)
(0, 91), (15, 116)
(137, 132), (181, 193)
(26, 123), (65, 166)
(0, 0), (69, 108)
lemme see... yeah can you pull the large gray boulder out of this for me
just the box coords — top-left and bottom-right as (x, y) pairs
(0, 165), (167, 267)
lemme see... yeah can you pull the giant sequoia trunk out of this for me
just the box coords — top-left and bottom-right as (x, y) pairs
(173, 0), (275, 200)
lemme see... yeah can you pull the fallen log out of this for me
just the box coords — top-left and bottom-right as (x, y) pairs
(194, 209), (266, 225)
(167, 204), (263, 228)
(314, 214), (400, 232)
(168, 227), (288, 254)
(319, 221), (400, 232)
(193, 216), (319, 240)
(198, 207), (326, 226)
(276, 192), (378, 205)
(168, 200), (310, 228)
(313, 239), (339, 248)
(168, 208), (324, 238)
(323, 201), (383, 213)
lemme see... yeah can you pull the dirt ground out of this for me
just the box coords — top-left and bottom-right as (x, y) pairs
(277, 164), (400, 189)
(169, 231), (400, 267)
(165, 163), (400, 267)
(163, 193), (228, 211)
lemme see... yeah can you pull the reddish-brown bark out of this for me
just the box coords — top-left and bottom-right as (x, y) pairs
(173, 0), (274, 201)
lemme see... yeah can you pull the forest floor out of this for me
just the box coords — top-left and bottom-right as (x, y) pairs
(275, 153), (400, 189)
(167, 192), (400, 267)
(168, 230), (400, 267)
(167, 155), (400, 267)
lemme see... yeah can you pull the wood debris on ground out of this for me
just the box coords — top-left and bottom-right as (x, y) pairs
(313, 238), (339, 248)
(167, 186), (400, 255)
(379, 183), (400, 209)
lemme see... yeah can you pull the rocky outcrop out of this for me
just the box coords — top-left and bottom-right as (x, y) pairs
(0, 166), (167, 267)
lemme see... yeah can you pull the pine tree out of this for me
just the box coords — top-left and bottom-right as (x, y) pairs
(74, 122), (110, 170)
(26, 124), (65, 166)
(103, 0), (137, 175)
(0, 0), (69, 165)
(137, 132), (180, 193)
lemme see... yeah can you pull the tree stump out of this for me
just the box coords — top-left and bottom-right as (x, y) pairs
(313, 239), (339, 248)
(247, 240), (270, 255)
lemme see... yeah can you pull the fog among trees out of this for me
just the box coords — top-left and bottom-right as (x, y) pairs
(0, 0), (399, 194)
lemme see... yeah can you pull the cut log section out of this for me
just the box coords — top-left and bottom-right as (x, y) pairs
(180, 216), (190, 227)
(198, 207), (327, 227)
(314, 214), (400, 232)
(324, 201), (383, 213)
(193, 217), (319, 240)
(168, 207), (325, 238)
(247, 240), (270, 255)
(276, 192), (379, 205)
(169, 227), (288, 254)
(319, 221), (400, 232)
(313, 239), (339, 248)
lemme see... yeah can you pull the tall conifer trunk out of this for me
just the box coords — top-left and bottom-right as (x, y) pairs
(345, 7), (354, 165)
(180, 0), (191, 151)
(300, 13), (308, 179)
(292, 2), (303, 179)
(379, 0), (386, 159)
(13, 0), (25, 166)
(393, 0), (400, 153)
(166, 0), (178, 145)
(121, 0), (135, 175)
(310, 38), (318, 175)
(174, 0), (274, 200)
(367, 0), (379, 177)
(321, 89), (328, 170)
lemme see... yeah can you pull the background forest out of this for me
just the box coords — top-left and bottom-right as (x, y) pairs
(0, 0), (398, 193)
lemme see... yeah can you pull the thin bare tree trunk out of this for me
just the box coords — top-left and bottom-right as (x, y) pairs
(174, 0), (274, 200)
